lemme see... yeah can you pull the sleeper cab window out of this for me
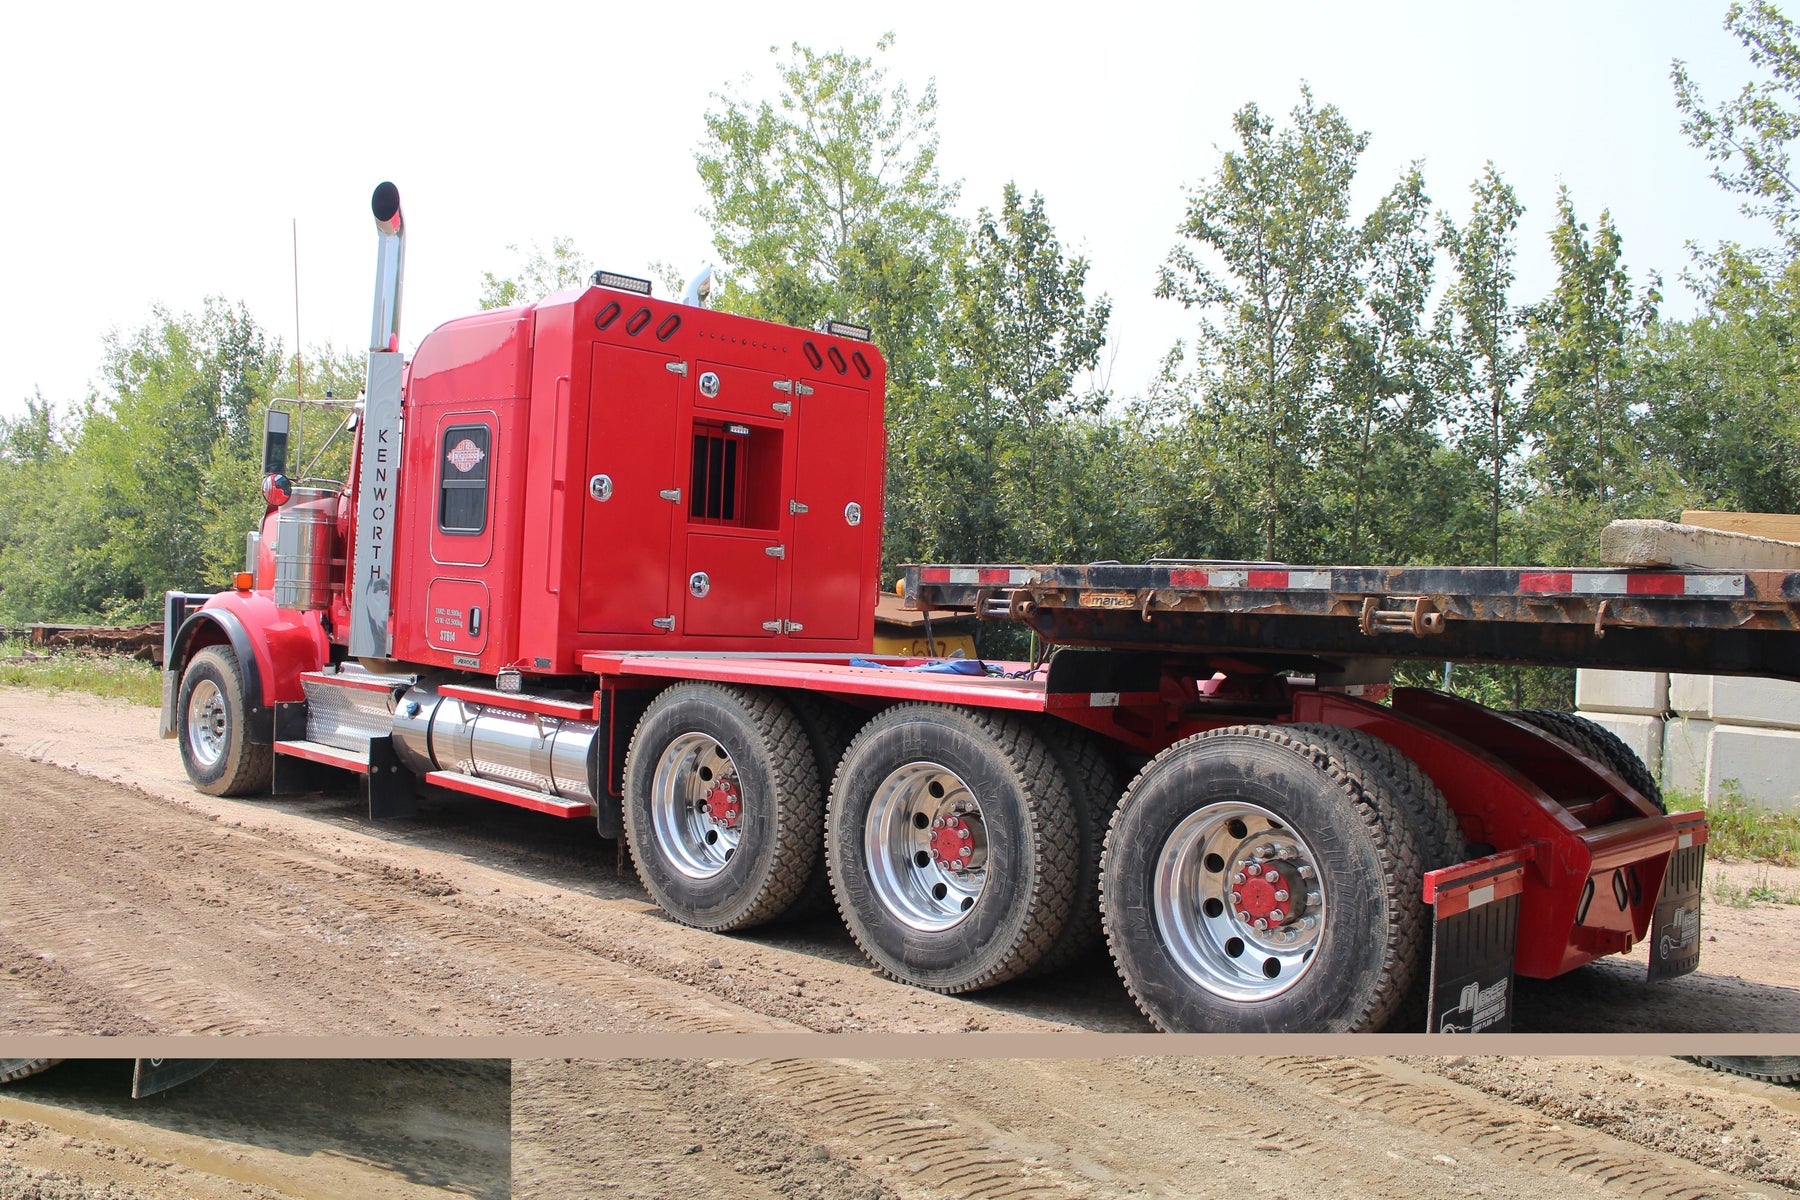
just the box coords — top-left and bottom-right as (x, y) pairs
(439, 424), (491, 535)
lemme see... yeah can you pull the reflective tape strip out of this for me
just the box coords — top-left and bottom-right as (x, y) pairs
(1571, 573), (1630, 594)
(1685, 574), (1746, 596)
(1288, 571), (1330, 590)
(918, 567), (1035, 586)
(1520, 571), (1746, 598)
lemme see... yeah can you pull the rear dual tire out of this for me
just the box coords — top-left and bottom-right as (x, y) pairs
(623, 683), (822, 932)
(827, 704), (1080, 993)
(1102, 724), (1450, 1033)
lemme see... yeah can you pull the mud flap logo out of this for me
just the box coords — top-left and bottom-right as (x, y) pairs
(1647, 840), (1705, 983)
(1438, 978), (1509, 1033)
(1657, 904), (1698, 960)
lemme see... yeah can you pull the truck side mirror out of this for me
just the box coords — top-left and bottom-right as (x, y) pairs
(262, 408), (292, 476)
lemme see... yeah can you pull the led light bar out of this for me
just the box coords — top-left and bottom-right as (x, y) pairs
(591, 270), (653, 296)
(822, 319), (871, 341)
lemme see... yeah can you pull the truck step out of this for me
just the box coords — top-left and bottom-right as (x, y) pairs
(273, 738), (370, 775)
(423, 770), (594, 819)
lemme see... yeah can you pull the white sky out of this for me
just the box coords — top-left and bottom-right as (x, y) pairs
(0, 1), (1772, 422)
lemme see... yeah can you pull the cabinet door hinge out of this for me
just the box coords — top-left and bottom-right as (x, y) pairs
(665, 361), (688, 376)
(659, 488), (682, 502)
(765, 544), (786, 559)
(652, 616), (675, 631)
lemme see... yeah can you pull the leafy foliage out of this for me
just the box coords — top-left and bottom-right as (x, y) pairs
(478, 237), (592, 310)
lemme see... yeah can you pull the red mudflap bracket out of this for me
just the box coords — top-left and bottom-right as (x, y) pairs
(1423, 848), (1531, 1033)
(1647, 811), (1708, 983)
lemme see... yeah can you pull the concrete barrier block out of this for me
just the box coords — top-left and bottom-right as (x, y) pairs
(1580, 713), (1662, 782)
(1662, 717), (1713, 799)
(1706, 725), (1800, 813)
(1575, 669), (1669, 716)
(1706, 676), (1800, 730)
(1670, 674), (1713, 719)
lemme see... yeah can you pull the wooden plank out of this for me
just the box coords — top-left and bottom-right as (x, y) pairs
(1601, 519), (1800, 570)
(1682, 510), (1800, 543)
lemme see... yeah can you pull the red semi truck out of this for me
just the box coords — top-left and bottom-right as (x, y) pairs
(161, 184), (1800, 1033)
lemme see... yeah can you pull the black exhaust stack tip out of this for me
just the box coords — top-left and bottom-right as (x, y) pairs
(372, 182), (402, 234)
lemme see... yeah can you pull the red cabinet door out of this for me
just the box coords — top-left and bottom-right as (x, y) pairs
(577, 343), (680, 634)
(788, 380), (871, 641)
(683, 531), (780, 638)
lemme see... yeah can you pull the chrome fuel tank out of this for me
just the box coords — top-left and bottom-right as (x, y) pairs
(392, 684), (596, 802)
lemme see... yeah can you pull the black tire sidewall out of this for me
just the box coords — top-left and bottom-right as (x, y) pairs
(1105, 736), (1394, 1032)
(831, 710), (1042, 990)
(176, 647), (244, 793)
(624, 686), (792, 930)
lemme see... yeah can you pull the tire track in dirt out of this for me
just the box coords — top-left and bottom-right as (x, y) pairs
(0, 755), (787, 1035)
(0, 749), (1073, 1036)
(6, 686), (1800, 1036)
(516, 1057), (1800, 1200)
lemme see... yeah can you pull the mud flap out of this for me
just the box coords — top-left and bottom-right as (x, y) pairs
(366, 734), (417, 819)
(132, 1058), (218, 1098)
(1423, 848), (1530, 1033)
(1648, 815), (1707, 983)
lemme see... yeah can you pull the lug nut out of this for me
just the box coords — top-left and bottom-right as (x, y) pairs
(1269, 909), (1284, 922)
(1274, 889), (1290, 902)
(1298, 864), (1316, 880)
(1230, 891), (1242, 905)
(1253, 917), (1269, 930)
(1232, 871), (1246, 885)
(1265, 870), (1281, 886)
(960, 846), (972, 858)
(1247, 863), (1262, 876)
(1237, 911), (1251, 924)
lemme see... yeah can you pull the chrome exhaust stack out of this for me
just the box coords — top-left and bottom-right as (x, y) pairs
(350, 182), (406, 660)
(369, 181), (405, 351)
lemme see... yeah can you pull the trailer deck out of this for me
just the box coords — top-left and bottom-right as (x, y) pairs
(906, 562), (1800, 680)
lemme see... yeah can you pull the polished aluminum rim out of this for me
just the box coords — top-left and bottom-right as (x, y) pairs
(1152, 800), (1326, 1001)
(651, 731), (741, 879)
(864, 762), (987, 932)
(185, 679), (228, 768)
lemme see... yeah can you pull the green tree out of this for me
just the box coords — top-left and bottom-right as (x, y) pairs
(694, 34), (961, 392)
(0, 301), (281, 622)
(1157, 86), (1369, 560)
(478, 237), (592, 309)
(1674, 1), (1800, 256)
(1436, 164), (1526, 564)
(1522, 188), (1661, 507)
(924, 184), (1112, 563)
(1331, 164), (1441, 561)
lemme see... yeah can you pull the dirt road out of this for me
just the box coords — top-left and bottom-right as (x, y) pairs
(3, 688), (1798, 1035)
(0, 1059), (508, 1200)
(511, 1055), (1800, 1200)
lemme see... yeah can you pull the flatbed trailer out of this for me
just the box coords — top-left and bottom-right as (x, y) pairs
(160, 183), (1800, 1034)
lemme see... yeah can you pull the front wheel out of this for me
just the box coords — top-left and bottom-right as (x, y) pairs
(176, 645), (271, 796)
(1101, 724), (1426, 1032)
